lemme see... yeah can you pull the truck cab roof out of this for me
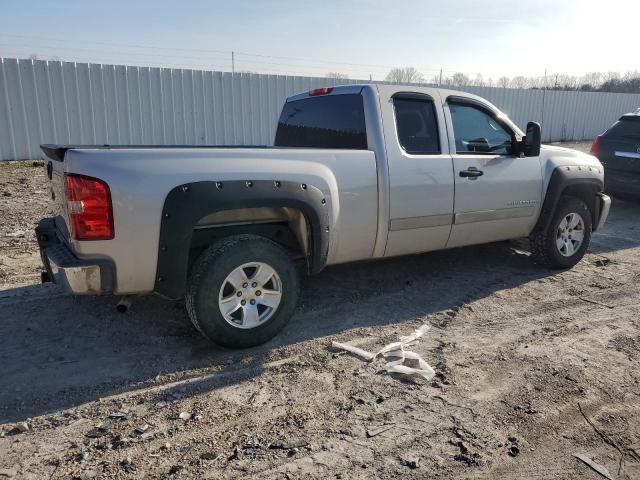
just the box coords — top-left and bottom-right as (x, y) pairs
(284, 83), (524, 137)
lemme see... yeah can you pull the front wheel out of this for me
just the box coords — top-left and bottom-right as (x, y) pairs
(185, 235), (301, 348)
(530, 196), (592, 269)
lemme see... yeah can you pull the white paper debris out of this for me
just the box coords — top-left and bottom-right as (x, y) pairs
(330, 341), (375, 361)
(331, 324), (435, 382)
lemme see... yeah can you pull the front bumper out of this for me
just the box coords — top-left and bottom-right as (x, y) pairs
(595, 192), (611, 231)
(35, 218), (115, 294)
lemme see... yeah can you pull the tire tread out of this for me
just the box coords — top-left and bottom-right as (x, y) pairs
(529, 195), (592, 269)
(185, 234), (299, 347)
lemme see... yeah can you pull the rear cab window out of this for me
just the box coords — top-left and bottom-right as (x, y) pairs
(393, 96), (440, 154)
(274, 94), (367, 149)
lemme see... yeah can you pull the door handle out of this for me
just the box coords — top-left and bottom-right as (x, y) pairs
(459, 168), (484, 178)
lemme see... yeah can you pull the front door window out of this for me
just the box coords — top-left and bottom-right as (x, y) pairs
(449, 103), (513, 155)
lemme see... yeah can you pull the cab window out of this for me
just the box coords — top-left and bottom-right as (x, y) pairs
(274, 94), (367, 149)
(393, 97), (440, 154)
(449, 102), (513, 155)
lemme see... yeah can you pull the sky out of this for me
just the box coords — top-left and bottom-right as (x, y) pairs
(0, 0), (638, 81)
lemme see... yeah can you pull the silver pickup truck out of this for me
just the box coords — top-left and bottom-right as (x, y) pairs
(37, 84), (611, 348)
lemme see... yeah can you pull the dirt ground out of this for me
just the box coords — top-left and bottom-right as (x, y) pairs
(1, 142), (639, 479)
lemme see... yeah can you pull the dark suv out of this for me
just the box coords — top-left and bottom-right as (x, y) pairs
(591, 109), (640, 198)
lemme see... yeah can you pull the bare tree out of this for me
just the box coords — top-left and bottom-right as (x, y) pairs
(553, 74), (578, 90)
(28, 53), (38, 61)
(603, 71), (621, 83)
(579, 72), (602, 88)
(473, 73), (485, 87)
(326, 72), (349, 80)
(385, 67), (424, 84)
(511, 76), (530, 89)
(622, 70), (640, 81)
(599, 70), (640, 93)
(497, 76), (510, 88)
(450, 72), (470, 87)
(383, 68), (639, 92)
(530, 76), (547, 89)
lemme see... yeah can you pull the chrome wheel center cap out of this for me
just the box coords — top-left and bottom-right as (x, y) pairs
(218, 262), (282, 329)
(555, 212), (585, 257)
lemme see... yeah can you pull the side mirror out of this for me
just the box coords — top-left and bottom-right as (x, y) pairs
(523, 121), (541, 157)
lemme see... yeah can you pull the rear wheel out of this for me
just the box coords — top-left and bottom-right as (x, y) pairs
(530, 196), (592, 269)
(185, 235), (301, 348)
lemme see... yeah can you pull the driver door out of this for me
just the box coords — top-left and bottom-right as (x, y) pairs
(444, 98), (543, 248)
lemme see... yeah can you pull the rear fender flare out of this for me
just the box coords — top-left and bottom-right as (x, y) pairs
(154, 180), (330, 299)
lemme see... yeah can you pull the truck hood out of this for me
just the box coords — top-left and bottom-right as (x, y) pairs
(540, 144), (602, 170)
(539, 144), (605, 188)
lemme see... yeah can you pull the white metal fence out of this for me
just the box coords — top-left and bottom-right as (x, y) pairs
(1, 57), (640, 161)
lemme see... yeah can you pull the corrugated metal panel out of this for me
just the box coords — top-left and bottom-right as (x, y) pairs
(1, 57), (640, 160)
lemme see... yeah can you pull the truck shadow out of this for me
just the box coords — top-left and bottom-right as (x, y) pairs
(0, 242), (550, 424)
(1, 198), (638, 424)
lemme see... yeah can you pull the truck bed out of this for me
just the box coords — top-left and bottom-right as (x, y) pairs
(41, 144), (379, 293)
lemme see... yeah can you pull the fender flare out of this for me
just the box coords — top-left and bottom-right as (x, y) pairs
(154, 180), (330, 299)
(533, 165), (604, 234)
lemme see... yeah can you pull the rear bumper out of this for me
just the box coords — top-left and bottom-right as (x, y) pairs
(595, 193), (611, 231)
(35, 218), (115, 295)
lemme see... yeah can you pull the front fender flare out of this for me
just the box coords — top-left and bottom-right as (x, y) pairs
(533, 165), (604, 234)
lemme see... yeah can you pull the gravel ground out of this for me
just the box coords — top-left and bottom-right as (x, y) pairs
(1, 142), (639, 479)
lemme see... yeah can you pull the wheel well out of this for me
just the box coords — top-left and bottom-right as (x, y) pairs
(155, 180), (329, 299)
(561, 184), (599, 225)
(187, 207), (311, 273)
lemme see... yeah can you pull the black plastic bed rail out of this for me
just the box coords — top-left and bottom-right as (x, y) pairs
(40, 144), (273, 162)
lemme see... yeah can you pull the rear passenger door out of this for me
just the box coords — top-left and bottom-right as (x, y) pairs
(379, 88), (455, 257)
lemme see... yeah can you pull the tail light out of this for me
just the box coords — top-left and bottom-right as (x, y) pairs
(590, 134), (602, 156)
(309, 87), (334, 96)
(64, 174), (114, 240)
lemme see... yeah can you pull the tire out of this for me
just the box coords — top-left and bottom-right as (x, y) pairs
(185, 235), (301, 348)
(529, 196), (592, 269)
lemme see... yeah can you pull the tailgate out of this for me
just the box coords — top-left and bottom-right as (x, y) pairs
(41, 145), (71, 241)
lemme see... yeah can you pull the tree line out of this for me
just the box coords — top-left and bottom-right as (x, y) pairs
(326, 68), (640, 93)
